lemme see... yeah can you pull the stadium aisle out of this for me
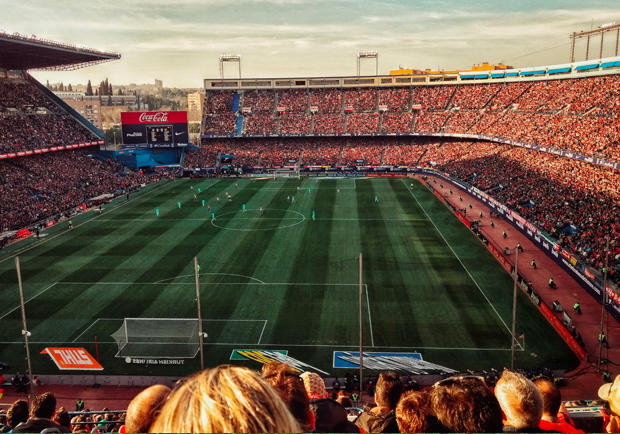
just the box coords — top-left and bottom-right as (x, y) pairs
(418, 174), (620, 401)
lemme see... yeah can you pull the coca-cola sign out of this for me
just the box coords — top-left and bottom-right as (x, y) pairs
(121, 111), (188, 125)
(139, 112), (169, 123)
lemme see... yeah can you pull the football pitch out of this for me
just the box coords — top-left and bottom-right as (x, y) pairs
(0, 177), (579, 376)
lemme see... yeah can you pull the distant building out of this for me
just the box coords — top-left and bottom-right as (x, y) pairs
(187, 92), (204, 122)
(54, 91), (136, 129)
(187, 92), (204, 113)
(53, 92), (102, 129)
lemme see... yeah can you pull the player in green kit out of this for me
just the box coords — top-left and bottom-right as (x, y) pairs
(312, 211), (315, 220)
(155, 208), (159, 217)
(211, 212), (216, 221)
(178, 201), (181, 209)
(198, 187), (201, 194)
(202, 200), (205, 207)
(242, 204), (246, 212)
(308, 186), (311, 194)
(375, 195), (378, 203)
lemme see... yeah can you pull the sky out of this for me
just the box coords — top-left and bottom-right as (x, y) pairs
(2, 0), (619, 88)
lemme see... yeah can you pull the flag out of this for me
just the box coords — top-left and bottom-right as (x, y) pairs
(519, 334), (525, 339)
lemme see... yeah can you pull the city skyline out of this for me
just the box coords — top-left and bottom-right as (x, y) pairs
(2, 0), (619, 88)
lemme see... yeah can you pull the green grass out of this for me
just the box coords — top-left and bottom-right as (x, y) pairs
(0, 177), (580, 376)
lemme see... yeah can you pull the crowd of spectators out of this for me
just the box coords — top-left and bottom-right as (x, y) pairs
(203, 75), (620, 164)
(378, 87), (410, 112)
(241, 89), (275, 113)
(277, 89), (308, 112)
(202, 113), (236, 134)
(429, 141), (620, 271)
(310, 88), (343, 113)
(344, 88), (377, 112)
(279, 114), (311, 134)
(2, 365), (596, 433)
(242, 113), (277, 135)
(1, 77), (99, 154)
(203, 90), (234, 113)
(0, 150), (153, 232)
(380, 112), (413, 133)
(346, 113), (380, 134)
(0, 392), (126, 433)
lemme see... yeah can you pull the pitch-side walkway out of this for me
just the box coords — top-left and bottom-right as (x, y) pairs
(418, 174), (620, 400)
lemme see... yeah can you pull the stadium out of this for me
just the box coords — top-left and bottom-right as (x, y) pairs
(1, 20), (620, 432)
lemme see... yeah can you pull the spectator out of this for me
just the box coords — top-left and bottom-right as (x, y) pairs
(300, 371), (359, 433)
(354, 371), (403, 433)
(599, 374), (620, 433)
(533, 377), (584, 433)
(150, 365), (300, 433)
(395, 390), (440, 433)
(494, 370), (544, 432)
(52, 407), (71, 432)
(429, 376), (503, 433)
(12, 392), (70, 433)
(123, 385), (171, 433)
(0, 400), (28, 433)
(262, 362), (314, 432)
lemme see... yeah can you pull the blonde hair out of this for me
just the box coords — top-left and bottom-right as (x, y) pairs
(494, 370), (543, 430)
(149, 365), (301, 433)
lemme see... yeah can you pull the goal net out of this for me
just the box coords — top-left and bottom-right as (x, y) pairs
(273, 168), (300, 179)
(111, 318), (200, 359)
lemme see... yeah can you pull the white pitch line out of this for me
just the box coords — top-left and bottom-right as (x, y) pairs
(401, 179), (521, 349)
(72, 318), (102, 343)
(364, 284), (375, 347)
(155, 273), (266, 284)
(257, 320), (268, 344)
(0, 282), (58, 321)
(0, 180), (173, 265)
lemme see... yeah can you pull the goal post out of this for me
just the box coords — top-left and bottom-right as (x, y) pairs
(111, 318), (200, 359)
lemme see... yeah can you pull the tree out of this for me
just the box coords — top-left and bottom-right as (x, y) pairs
(86, 80), (93, 96)
(67, 84), (73, 92)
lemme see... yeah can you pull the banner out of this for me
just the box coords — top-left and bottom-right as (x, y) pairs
(41, 347), (103, 371)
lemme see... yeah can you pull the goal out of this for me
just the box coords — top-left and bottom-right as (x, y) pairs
(111, 318), (200, 359)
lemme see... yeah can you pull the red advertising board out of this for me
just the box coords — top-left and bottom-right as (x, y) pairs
(487, 243), (512, 273)
(455, 211), (471, 229)
(539, 304), (587, 360)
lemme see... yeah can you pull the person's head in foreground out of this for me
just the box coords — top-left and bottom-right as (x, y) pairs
(430, 376), (503, 433)
(262, 362), (314, 432)
(149, 365), (301, 433)
(599, 374), (620, 433)
(494, 370), (544, 431)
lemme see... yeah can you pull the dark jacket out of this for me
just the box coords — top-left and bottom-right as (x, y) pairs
(354, 406), (399, 433)
(310, 398), (359, 433)
(12, 418), (70, 433)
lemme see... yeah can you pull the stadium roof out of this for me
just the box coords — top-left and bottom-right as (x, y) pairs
(0, 31), (120, 71)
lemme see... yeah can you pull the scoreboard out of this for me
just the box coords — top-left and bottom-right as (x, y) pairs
(147, 125), (173, 144)
(121, 111), (189, 148)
